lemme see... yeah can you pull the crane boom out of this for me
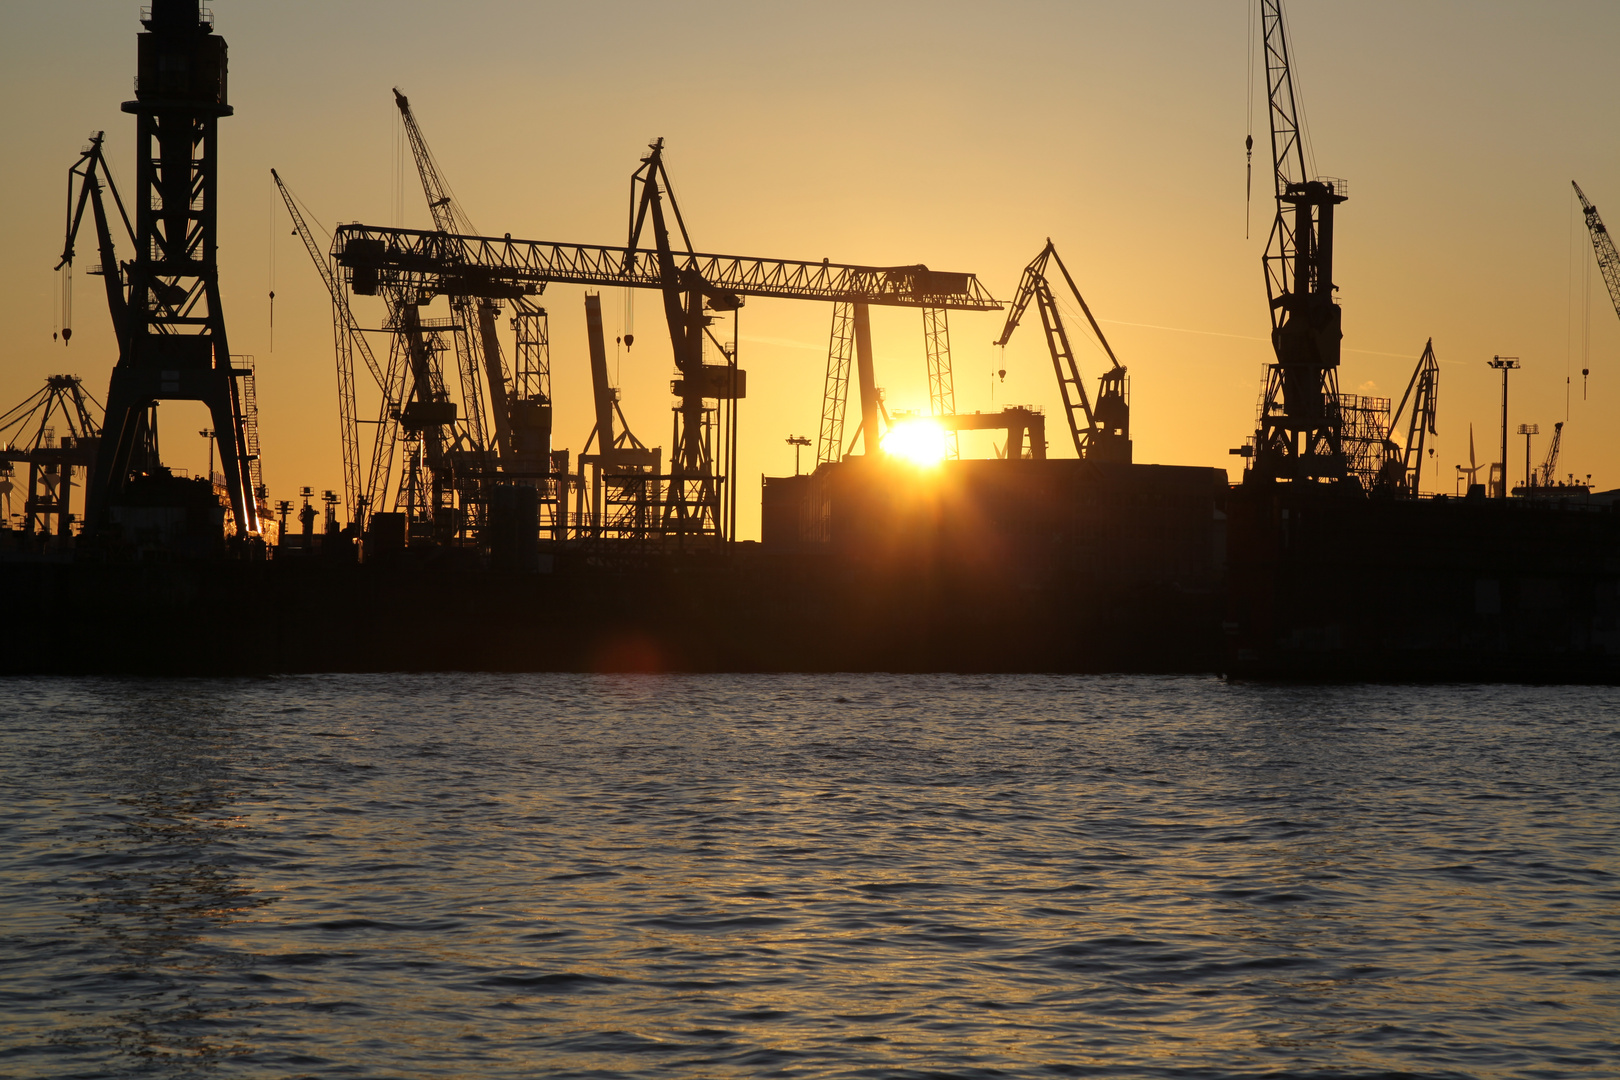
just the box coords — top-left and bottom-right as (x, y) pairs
(273, 168), (394, 522)
(1574, 181), (1620, 329)
(1539, 421), (1564, 488)
(393, 89), (492, 458)
(57, 133), (134, 343)
(333, 225), (1000, 310)
(992, 241), (1128, 461)
(393, 88), (476, 236)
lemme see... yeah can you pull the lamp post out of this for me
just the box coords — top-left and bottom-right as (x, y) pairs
(1487, 357), (1519, 498)
(1518, 423), (1539, 491)
(786, 435), (811, 476)
(198, 428), (215, 486)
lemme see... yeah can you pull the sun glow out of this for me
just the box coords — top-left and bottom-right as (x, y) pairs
(882, 417), (949, 467)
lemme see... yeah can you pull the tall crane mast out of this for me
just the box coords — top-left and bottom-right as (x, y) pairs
(1247, 0), (1349, 486)
(393, 89), (496, 461)
(991, 240), (1130, 462)
(1573, 181), (1620, 330)
(84, 0), (261, 537)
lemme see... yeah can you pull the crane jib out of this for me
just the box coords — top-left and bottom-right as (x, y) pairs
(332, 225), (1001, 312)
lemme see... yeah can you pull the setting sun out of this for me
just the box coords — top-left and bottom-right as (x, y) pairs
(881, 417), (949, 467)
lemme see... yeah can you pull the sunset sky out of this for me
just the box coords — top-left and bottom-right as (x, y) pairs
(3, 1), (1618, 538)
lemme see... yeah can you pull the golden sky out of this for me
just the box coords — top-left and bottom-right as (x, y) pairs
(3, 1), (1618, 538)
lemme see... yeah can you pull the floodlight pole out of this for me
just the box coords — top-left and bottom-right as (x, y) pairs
(1488, 357), (1519, 498)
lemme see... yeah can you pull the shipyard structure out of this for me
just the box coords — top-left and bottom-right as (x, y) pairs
(7, 0), (1620, 679)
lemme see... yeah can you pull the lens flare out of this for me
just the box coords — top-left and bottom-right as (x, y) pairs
(882, 418), (948, 467)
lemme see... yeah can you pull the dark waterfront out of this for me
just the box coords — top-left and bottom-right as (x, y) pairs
(2, 675), (1615, 1079)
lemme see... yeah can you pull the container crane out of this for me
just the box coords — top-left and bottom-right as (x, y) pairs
(991, 240), (1130, 462)
(1246, 0), (1349, 485)
(1376, 339), (1438, 498)
(1574, 181), (1620, 331)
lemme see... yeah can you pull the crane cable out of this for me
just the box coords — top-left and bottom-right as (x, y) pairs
(1245, 0), (1255, 240)
(268, 179), (276, 352)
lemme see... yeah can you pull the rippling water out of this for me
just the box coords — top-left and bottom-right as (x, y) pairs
(2, 675), (1616, 1079)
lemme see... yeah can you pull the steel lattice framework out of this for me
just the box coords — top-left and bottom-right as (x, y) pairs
(922, 307), (958, 459)
(816, 302), (857, 466)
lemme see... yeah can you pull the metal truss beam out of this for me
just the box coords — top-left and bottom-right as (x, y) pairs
(333, 225), (1001, 311)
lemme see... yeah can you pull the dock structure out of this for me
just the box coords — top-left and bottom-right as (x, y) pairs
(11, 0), (1620, 682)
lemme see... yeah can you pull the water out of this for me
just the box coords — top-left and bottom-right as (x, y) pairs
(1, 676), (1615, 1079)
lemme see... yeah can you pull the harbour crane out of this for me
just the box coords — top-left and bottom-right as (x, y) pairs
(394, 89), (493, 459)
(1537, 421), (1565, 488)
(0, 376), (102, 539)
(1377, 339), (1438, 497)
(76, 0), (261, 538)
(622, 138), (734, 538)
(1246, 0), (1349, 485)
(272, 169), (395, 525)
(392, 90), (558, 537)
(991, 240), (1130, 462)
(1574, 181), (1620, 331)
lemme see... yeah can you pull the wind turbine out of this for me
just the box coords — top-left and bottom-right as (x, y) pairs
(1456, 423), (1484, 494)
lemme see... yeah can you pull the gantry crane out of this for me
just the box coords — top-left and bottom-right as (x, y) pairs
(990, 240), (1130, 462)
(1574, 181), (1620, 331)
(333, 153), (998, 542)
(1245, 0), (1349, 485)
(817, 298), (964, 467)
(1377, 339), (1438, 497)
